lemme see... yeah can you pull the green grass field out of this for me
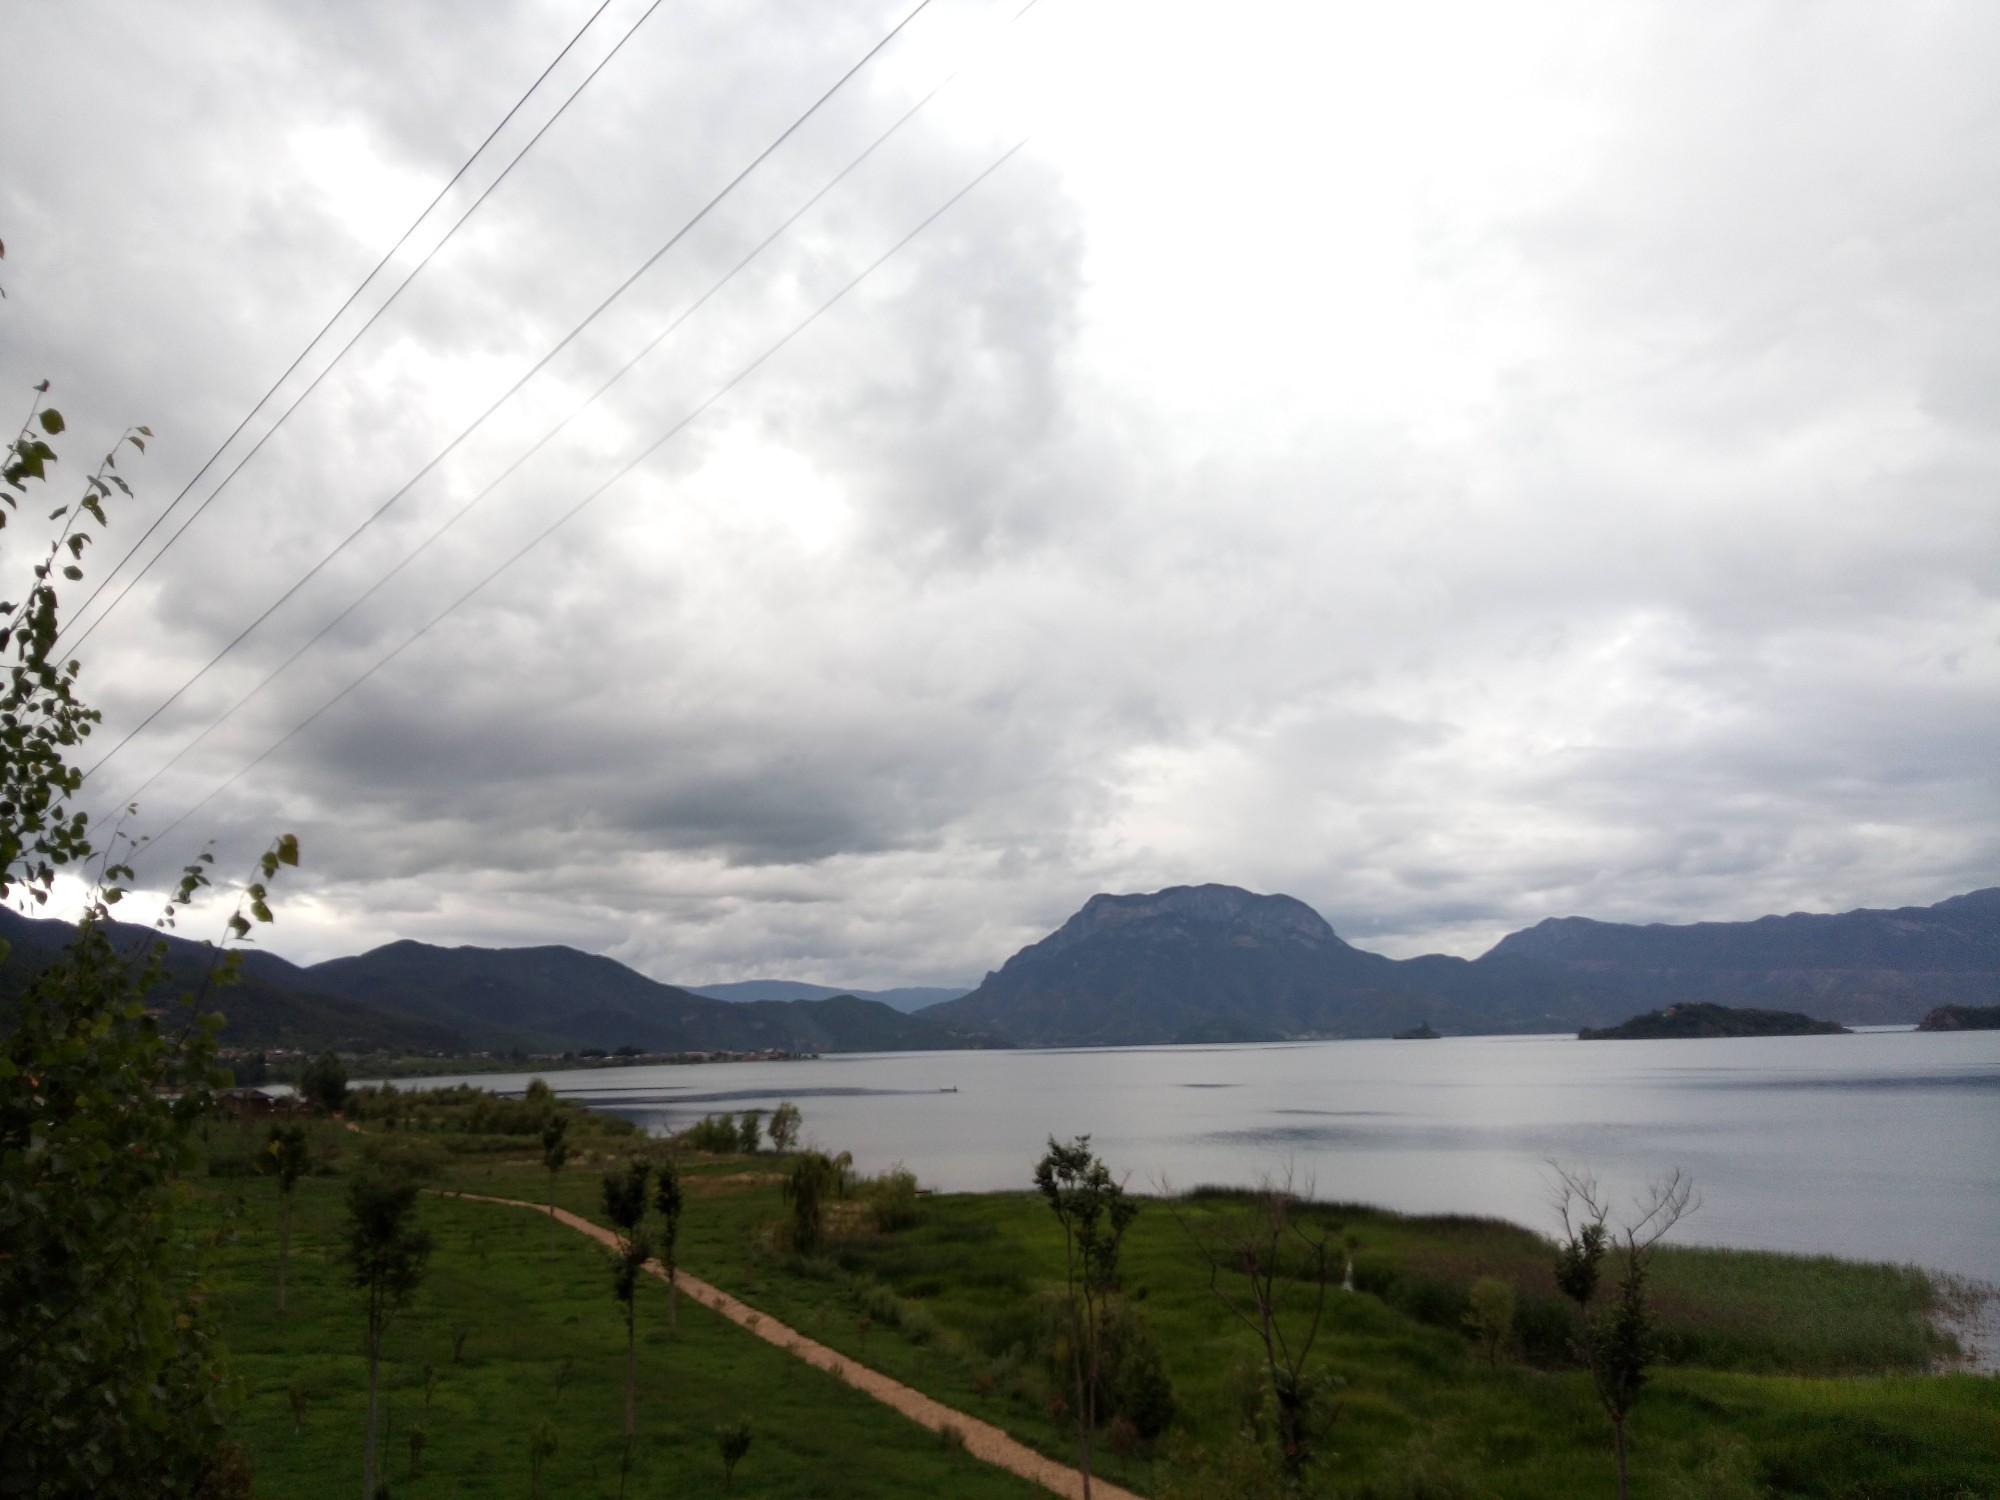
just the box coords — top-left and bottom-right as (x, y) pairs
(197, 1110), (2000, 1498)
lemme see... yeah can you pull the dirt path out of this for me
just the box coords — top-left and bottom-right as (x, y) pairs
(447, 1191), (1143, 1500)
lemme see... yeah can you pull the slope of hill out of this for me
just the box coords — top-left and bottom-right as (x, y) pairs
(1488, 887), (2000, 1025)
(0, 907), (464, 1053)
(917, 885), (1619, 1046)
(300, 940), (1000, 1054)
(686, 980), (970, 1013)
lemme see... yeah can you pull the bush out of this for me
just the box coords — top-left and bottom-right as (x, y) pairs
(1035, 1291), (1175, 1441)
(679, 1114), (744, 1153)
(863, 1165), (923, 1232)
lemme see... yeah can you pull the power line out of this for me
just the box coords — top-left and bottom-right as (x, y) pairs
(79, 0), (941, 779)
(128, 140), (1028, 861)
(97, 10), (1012, 814)
(58, 0), (671, 655)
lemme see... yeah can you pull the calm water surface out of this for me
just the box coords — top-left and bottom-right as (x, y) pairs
(390, 1028), (2000, 1285)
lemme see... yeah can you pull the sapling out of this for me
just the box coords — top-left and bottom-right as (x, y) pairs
(262, 1123), (311, 1313)
(1167, 1171), (1336, 1480)
(1463, 1276), (1515, 1367)
(603, 1159), (652, 1493)
(1551, 1164), (1697, 1500)
(654, 1157), (684, 1332)
(716, 1420), (753, 1490)
(528, 1418), (559, 1498)
(344, 1171), (433, 1500)
(1035, 1135), (1138, 1500)
(539, 1112), (569, 1248)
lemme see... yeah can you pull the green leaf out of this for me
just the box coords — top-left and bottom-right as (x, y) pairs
(226, 913), (250, 940)
(61, 566), (81, 580)
(137, 425), (153, 437)
(38, 409), (63, 435)
(277, 834), (299, 866)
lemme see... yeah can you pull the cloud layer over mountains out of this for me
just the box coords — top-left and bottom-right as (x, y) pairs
(3, 0), (1996, 984)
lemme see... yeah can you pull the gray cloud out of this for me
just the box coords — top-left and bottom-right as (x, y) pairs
(4, 0), (1996, 986)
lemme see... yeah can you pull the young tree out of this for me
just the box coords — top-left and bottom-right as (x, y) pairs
(716, 1419), (753, 1491)
(653, 1156), (685, 1332)
(263, 1122), (312, 1313)
(736, 1109), (763, 1153)
(1551, 1165), (1697, 1500)
(766, 1100), (802, 1153)
(298, 1051), (349, 1115)
(0, 372), (300, 1494)
(344, 1170), (434, 1500)
(539, 1110), (569, 1246)
(602, 1158), (652, 1483)
(1034, 1135), (1138, 1499)
(1167, 1174), (1337, 1480)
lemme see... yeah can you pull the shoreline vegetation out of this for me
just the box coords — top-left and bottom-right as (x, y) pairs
(187, 1079), (2000, 1498)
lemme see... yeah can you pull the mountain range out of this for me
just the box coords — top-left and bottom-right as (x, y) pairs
(0, 908), (998, 1056)
(6, 883), (1996, 1055)
(915, 884), (2000, 1046)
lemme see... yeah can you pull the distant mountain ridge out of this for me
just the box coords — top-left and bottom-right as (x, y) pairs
(919, 883), (2000, 1046)
(0, 911), (1001, 1056)
(918, 884), (1625, 1046)
(687, 980), (969, 1013)
(1488, 887), (2000, 1024)
(298, 939), (1001, 1054)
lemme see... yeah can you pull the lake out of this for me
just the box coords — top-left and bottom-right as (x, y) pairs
(387, 1026), (2000, 1287)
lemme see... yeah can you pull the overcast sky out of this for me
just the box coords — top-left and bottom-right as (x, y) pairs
(4, 0), (1996, 985)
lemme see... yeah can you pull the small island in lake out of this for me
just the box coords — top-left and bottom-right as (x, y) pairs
(1915, 1003), (2000, 1031)
(1392, 1022), (1442, 1039)
(1579, 1001), (1850, 1040)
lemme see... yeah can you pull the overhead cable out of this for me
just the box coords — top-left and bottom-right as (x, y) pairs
(80, 0), (940, 775)
(93, 0), (1035, 805)
(58, 0), (670, 654)
(128, 139), (1029, 860)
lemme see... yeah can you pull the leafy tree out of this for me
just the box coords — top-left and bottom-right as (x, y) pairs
(0, 370), (298, 1495)
(1168, 1174), (1333, 1479)
(262, 1122), (312, 1313)
(653, 1156), (684, 1332)
(781, 1150), (843, 1256)
(298, 1051), (348, 1115)
(539, 1109), (568, 1246)
(601, 1157), (652, 1486)
(766, 1099), (802, 1152)
(1034, 1135), (1138, 1499)
(344, 1170), (434, 1500)
(1552, 1165), (1697, 1500)
(736, 1109), (763, 1153)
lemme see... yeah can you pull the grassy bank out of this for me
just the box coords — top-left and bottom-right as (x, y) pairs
(192, 1168), (1039, 1498)
(195, 1107), (2000, 1497)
